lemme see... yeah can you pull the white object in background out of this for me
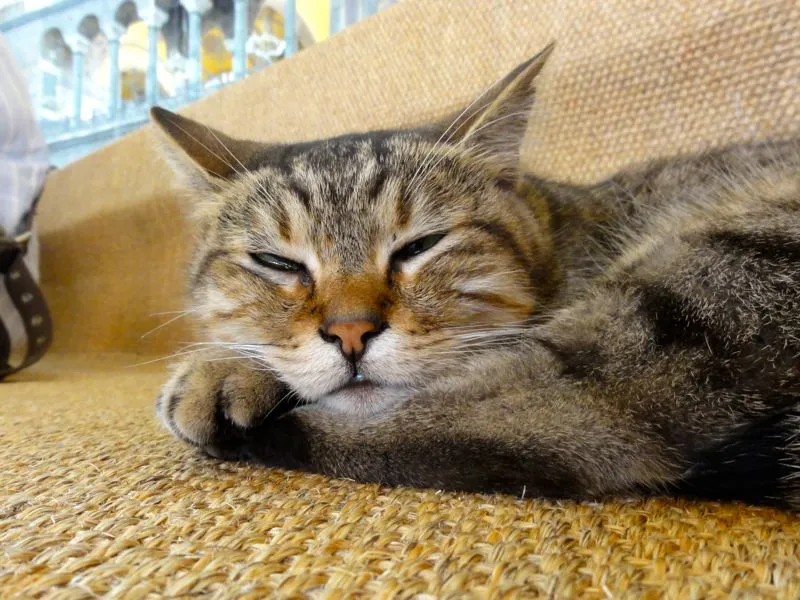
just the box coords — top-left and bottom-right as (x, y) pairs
(0, 33), (50, 366)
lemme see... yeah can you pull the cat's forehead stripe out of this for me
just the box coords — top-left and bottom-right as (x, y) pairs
(216, 130), (461, 269)
(287, 177), (312, 210)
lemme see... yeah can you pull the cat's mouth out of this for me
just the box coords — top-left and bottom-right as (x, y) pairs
(318, 371), (411, 416)
(334, 372), (378, 393)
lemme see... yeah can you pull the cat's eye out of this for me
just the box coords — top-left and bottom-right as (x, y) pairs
(392, 233), (446, 264)
(250, 252), (305, 273)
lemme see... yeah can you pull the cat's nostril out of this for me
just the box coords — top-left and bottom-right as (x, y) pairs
(361, 322), (388, 345)
(319, 328), (339, 345)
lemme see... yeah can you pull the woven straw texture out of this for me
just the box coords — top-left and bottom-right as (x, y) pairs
(4, 356), (800, 598)
(3, 0), (800, 597)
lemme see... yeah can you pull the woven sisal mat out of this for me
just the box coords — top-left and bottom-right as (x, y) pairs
(2, 356), (799, 597)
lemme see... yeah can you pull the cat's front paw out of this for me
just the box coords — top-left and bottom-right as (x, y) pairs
(156, 354), (287, 459)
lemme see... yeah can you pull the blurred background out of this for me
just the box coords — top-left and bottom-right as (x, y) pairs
(0, 0), (397, 167)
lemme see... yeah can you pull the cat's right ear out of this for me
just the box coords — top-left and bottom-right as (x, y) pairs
(150, 107), (261, 191)
(433, 42), (554, 179)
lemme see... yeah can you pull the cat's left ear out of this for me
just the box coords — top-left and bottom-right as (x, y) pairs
(150, 107), (262, 191)
(438, 42), (554, 177)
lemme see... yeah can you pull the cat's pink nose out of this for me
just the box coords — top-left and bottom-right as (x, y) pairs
(320, 319), (383, 359)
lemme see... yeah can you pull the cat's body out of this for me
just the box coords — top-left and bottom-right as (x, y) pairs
(153, 46), (800, 508)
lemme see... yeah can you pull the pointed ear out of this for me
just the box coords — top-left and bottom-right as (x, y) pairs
(150, 107), (263, 191)
(438, 42), (554, 177)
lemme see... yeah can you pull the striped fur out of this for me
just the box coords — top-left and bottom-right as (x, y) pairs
(152, 46), (800, 508)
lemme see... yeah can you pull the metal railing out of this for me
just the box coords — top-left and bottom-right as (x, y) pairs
(1, 0), (397, 165)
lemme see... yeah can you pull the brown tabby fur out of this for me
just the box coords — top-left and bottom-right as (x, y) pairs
(152, 45), (800, 509)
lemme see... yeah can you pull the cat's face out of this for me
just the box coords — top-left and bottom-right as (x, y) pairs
(152, 45), (554, 415)
(188, 132), (550, 414)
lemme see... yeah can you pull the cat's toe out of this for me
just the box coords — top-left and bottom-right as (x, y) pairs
(198, 403), (251, 460)
(220, 370), (277, 428)
(156, 361), (209, 446)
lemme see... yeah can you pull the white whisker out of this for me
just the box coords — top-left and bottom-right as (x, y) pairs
(160, 117), (237, 178)
(140, 310), (197, 339)
(125, 346), (215, 368)
(205, 124), (247, 176)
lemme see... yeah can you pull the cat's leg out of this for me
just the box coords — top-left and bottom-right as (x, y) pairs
(236, 214), (800, 507)
(237, 295), (800, 507)
(236, 337), (685, 500)
(156, 352), (291, 458)
(233, 299), (689, 500)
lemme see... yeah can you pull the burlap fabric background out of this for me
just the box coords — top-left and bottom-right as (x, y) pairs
(3, 0), (799, 597)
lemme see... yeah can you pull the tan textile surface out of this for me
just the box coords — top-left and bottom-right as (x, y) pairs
(2, 0), (799, 597)
(3, 356), (799, 598)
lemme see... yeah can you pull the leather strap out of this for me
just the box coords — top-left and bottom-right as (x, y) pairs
(0, 234), (52, 380)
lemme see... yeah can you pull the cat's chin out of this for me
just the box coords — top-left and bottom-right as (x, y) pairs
(316, 382), (412, 418)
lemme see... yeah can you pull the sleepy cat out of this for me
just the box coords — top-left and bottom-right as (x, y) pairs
(152, 44), (800, 508)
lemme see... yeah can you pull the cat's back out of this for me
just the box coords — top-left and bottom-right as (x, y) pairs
(528, 138), (800, 303)
(605, 138), (800, 228)
(579, 139), (798, 290)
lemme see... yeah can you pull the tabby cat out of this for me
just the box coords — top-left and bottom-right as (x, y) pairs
(152, 44), (800, 509)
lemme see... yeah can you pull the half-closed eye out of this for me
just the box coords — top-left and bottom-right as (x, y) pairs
(391, 233), (446, 266)
(250, 252), (306, 273)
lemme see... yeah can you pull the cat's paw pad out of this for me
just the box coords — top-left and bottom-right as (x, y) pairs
(156, 359), (279, 459)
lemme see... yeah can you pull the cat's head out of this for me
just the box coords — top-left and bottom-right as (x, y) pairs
(152, 44), (555, 415)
